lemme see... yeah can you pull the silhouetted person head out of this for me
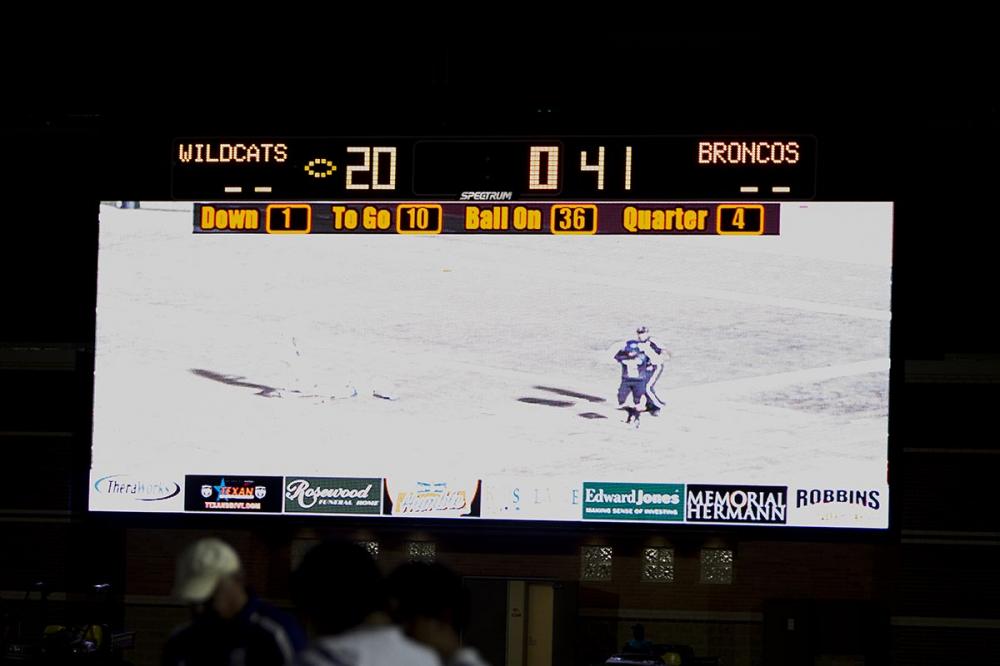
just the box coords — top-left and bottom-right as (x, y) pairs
(387, 561), (471, 661)
(165, 537), (305, 666)
(624, 622), (654, 655)
(173, 537), (247, 620)
(291, 540), (388, 637)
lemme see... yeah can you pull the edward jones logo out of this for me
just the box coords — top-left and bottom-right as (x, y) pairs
(284, 477), (381, 514)
(93, 474), (181, 502)
(184, 476), (283, 513)
(686, 485), (788, 524)
(582, 482), (684, 522)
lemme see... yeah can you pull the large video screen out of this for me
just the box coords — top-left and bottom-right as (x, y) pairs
(90, 200), (891, 528)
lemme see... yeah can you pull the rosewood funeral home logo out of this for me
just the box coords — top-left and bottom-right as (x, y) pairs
(284, 477), (381, 513)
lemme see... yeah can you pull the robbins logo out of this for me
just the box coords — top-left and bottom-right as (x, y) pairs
(184, 476), (283, 513)
(383, 480), (481, 517)
(582, 482), (684, 522)
(93, 475), (181, 502)
(284, 477), (381, 514)
(686, 485), (788, 524)
(796, 488), (881, 510)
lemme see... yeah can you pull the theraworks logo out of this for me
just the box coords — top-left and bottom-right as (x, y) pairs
(686, 485), (788, 524)
(284, 478), (381, 514)
(796, 488), (881, 510)
(93, 475), (181, 502)
(582, 483), (684, 522)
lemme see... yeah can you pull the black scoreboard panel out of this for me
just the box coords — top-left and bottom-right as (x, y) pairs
(172, 137), (816, 200)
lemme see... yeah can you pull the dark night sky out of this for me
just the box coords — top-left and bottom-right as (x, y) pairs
(2, 29), (996, 354)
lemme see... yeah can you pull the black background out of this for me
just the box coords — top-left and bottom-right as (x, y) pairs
(3, 28), (995, 357)
(1, 26), (997, 666)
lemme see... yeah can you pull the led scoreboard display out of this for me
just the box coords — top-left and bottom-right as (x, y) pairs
(93, 131), (892, 530)
(195, 201), (776, 236)
(172, 136), (816, 200)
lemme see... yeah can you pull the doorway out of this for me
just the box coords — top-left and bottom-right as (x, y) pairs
(465, 578), (575, 666)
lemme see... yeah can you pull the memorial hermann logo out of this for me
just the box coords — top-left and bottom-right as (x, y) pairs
(686, 484), (788, 524)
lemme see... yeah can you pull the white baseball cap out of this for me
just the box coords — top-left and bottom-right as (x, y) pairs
(173, 538), (242, 603)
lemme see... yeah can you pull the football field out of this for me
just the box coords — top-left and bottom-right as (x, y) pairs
(92, 202), (892, 490)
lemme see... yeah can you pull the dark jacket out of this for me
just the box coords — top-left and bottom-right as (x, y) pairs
(163, 595), (306, 666)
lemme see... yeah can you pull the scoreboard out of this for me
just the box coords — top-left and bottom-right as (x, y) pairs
(172, 136), (816, 200)
(194, 202), (777, 236)
(91, 131), (892, 530)
(180, 136), (806, 239)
